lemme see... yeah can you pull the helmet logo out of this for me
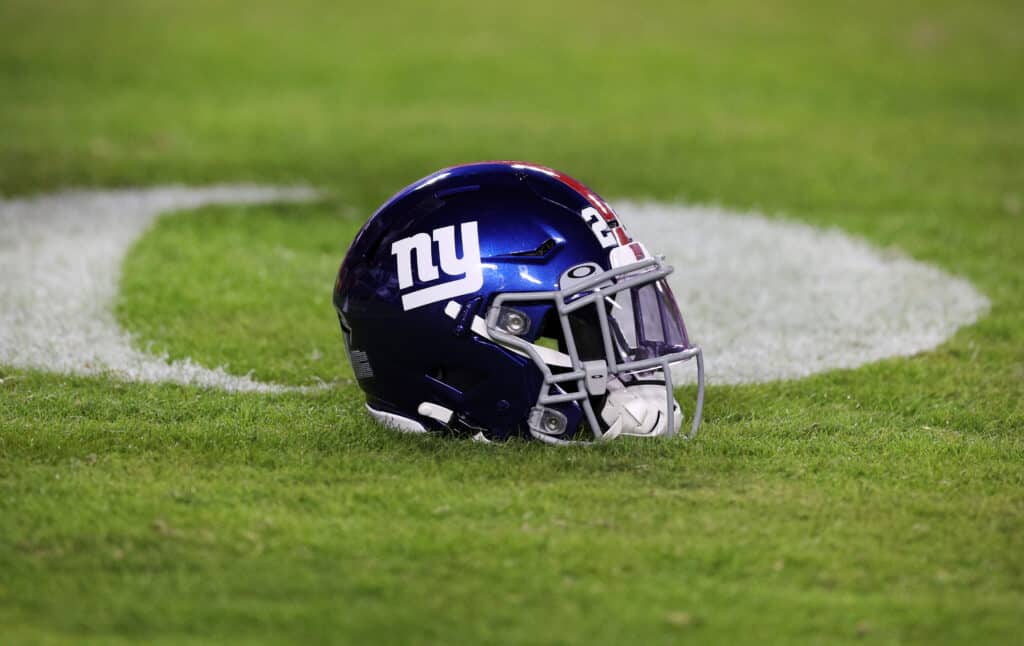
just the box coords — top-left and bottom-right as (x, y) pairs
(567, 264), (597, 279)
(391, 221), (483, 310)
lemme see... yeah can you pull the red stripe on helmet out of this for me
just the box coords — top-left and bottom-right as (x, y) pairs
(450, 161), (635, 245)
(504, 162), (617, 221)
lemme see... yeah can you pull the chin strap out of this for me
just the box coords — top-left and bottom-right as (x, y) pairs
(599, 376), (683, 438)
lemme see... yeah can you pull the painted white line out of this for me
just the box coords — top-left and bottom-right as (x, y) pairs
(619, 201), (990, 384)
(0, 186), (317, 392)
(0, 187), (990, 390)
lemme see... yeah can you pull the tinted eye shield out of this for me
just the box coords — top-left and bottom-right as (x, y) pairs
(565, 266), (692, 368)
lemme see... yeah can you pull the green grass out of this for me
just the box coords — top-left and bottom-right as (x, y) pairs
(2, 0), (1023, 643)
(117, 202), (360, 386)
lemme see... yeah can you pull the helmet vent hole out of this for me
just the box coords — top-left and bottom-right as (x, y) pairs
(506, 237), (557, 258)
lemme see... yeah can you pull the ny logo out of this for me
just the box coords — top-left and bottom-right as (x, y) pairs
(391, 221), (483, 310)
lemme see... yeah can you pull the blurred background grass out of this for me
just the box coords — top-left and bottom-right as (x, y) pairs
(2, 1), (1021, 217)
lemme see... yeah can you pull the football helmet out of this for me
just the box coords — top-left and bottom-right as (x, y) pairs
(333, 162), (704, 444)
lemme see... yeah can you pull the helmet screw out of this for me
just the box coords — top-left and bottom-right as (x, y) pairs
(506, 313), (526, 334)
(545, 415), (561, 432)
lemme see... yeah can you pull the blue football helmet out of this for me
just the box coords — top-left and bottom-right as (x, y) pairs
(333, 162), (704, 444)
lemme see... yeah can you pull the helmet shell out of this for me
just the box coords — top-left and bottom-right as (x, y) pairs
(334, 162), (630, 439)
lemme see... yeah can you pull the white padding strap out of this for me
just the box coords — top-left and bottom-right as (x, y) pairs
(366, 404), (427, 433)
(417, 401), (453, 424)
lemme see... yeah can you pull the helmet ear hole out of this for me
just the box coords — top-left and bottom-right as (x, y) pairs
(536, 305), (605, 363)
(567, 309), (606, 362)
(533, 309), (571, 359)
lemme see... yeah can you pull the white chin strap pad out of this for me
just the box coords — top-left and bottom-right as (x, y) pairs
(599, 376), (682, 438)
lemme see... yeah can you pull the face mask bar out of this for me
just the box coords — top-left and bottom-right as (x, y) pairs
(486, 256), (704, 444)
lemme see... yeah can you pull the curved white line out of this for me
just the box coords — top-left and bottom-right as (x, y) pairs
(0, 185), (317, 392)
(0, 187), (990, 390)
(618, 200), (990, 384)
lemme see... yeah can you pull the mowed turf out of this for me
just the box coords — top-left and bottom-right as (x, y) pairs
(1, 0), (1023, 644)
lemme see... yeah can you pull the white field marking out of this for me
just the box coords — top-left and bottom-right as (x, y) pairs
(0, 187), (990, 391)
(617, 200), (990, 384)
(0, 185), (317, 392)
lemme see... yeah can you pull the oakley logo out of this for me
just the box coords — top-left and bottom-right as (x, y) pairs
(391, 221), (483, 310)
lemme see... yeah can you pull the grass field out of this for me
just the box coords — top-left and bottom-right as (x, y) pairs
(2, 0), (1023, 643)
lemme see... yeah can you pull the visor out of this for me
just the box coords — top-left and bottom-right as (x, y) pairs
(564, 270), (692, 381)
(608, 273), (690, 363)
